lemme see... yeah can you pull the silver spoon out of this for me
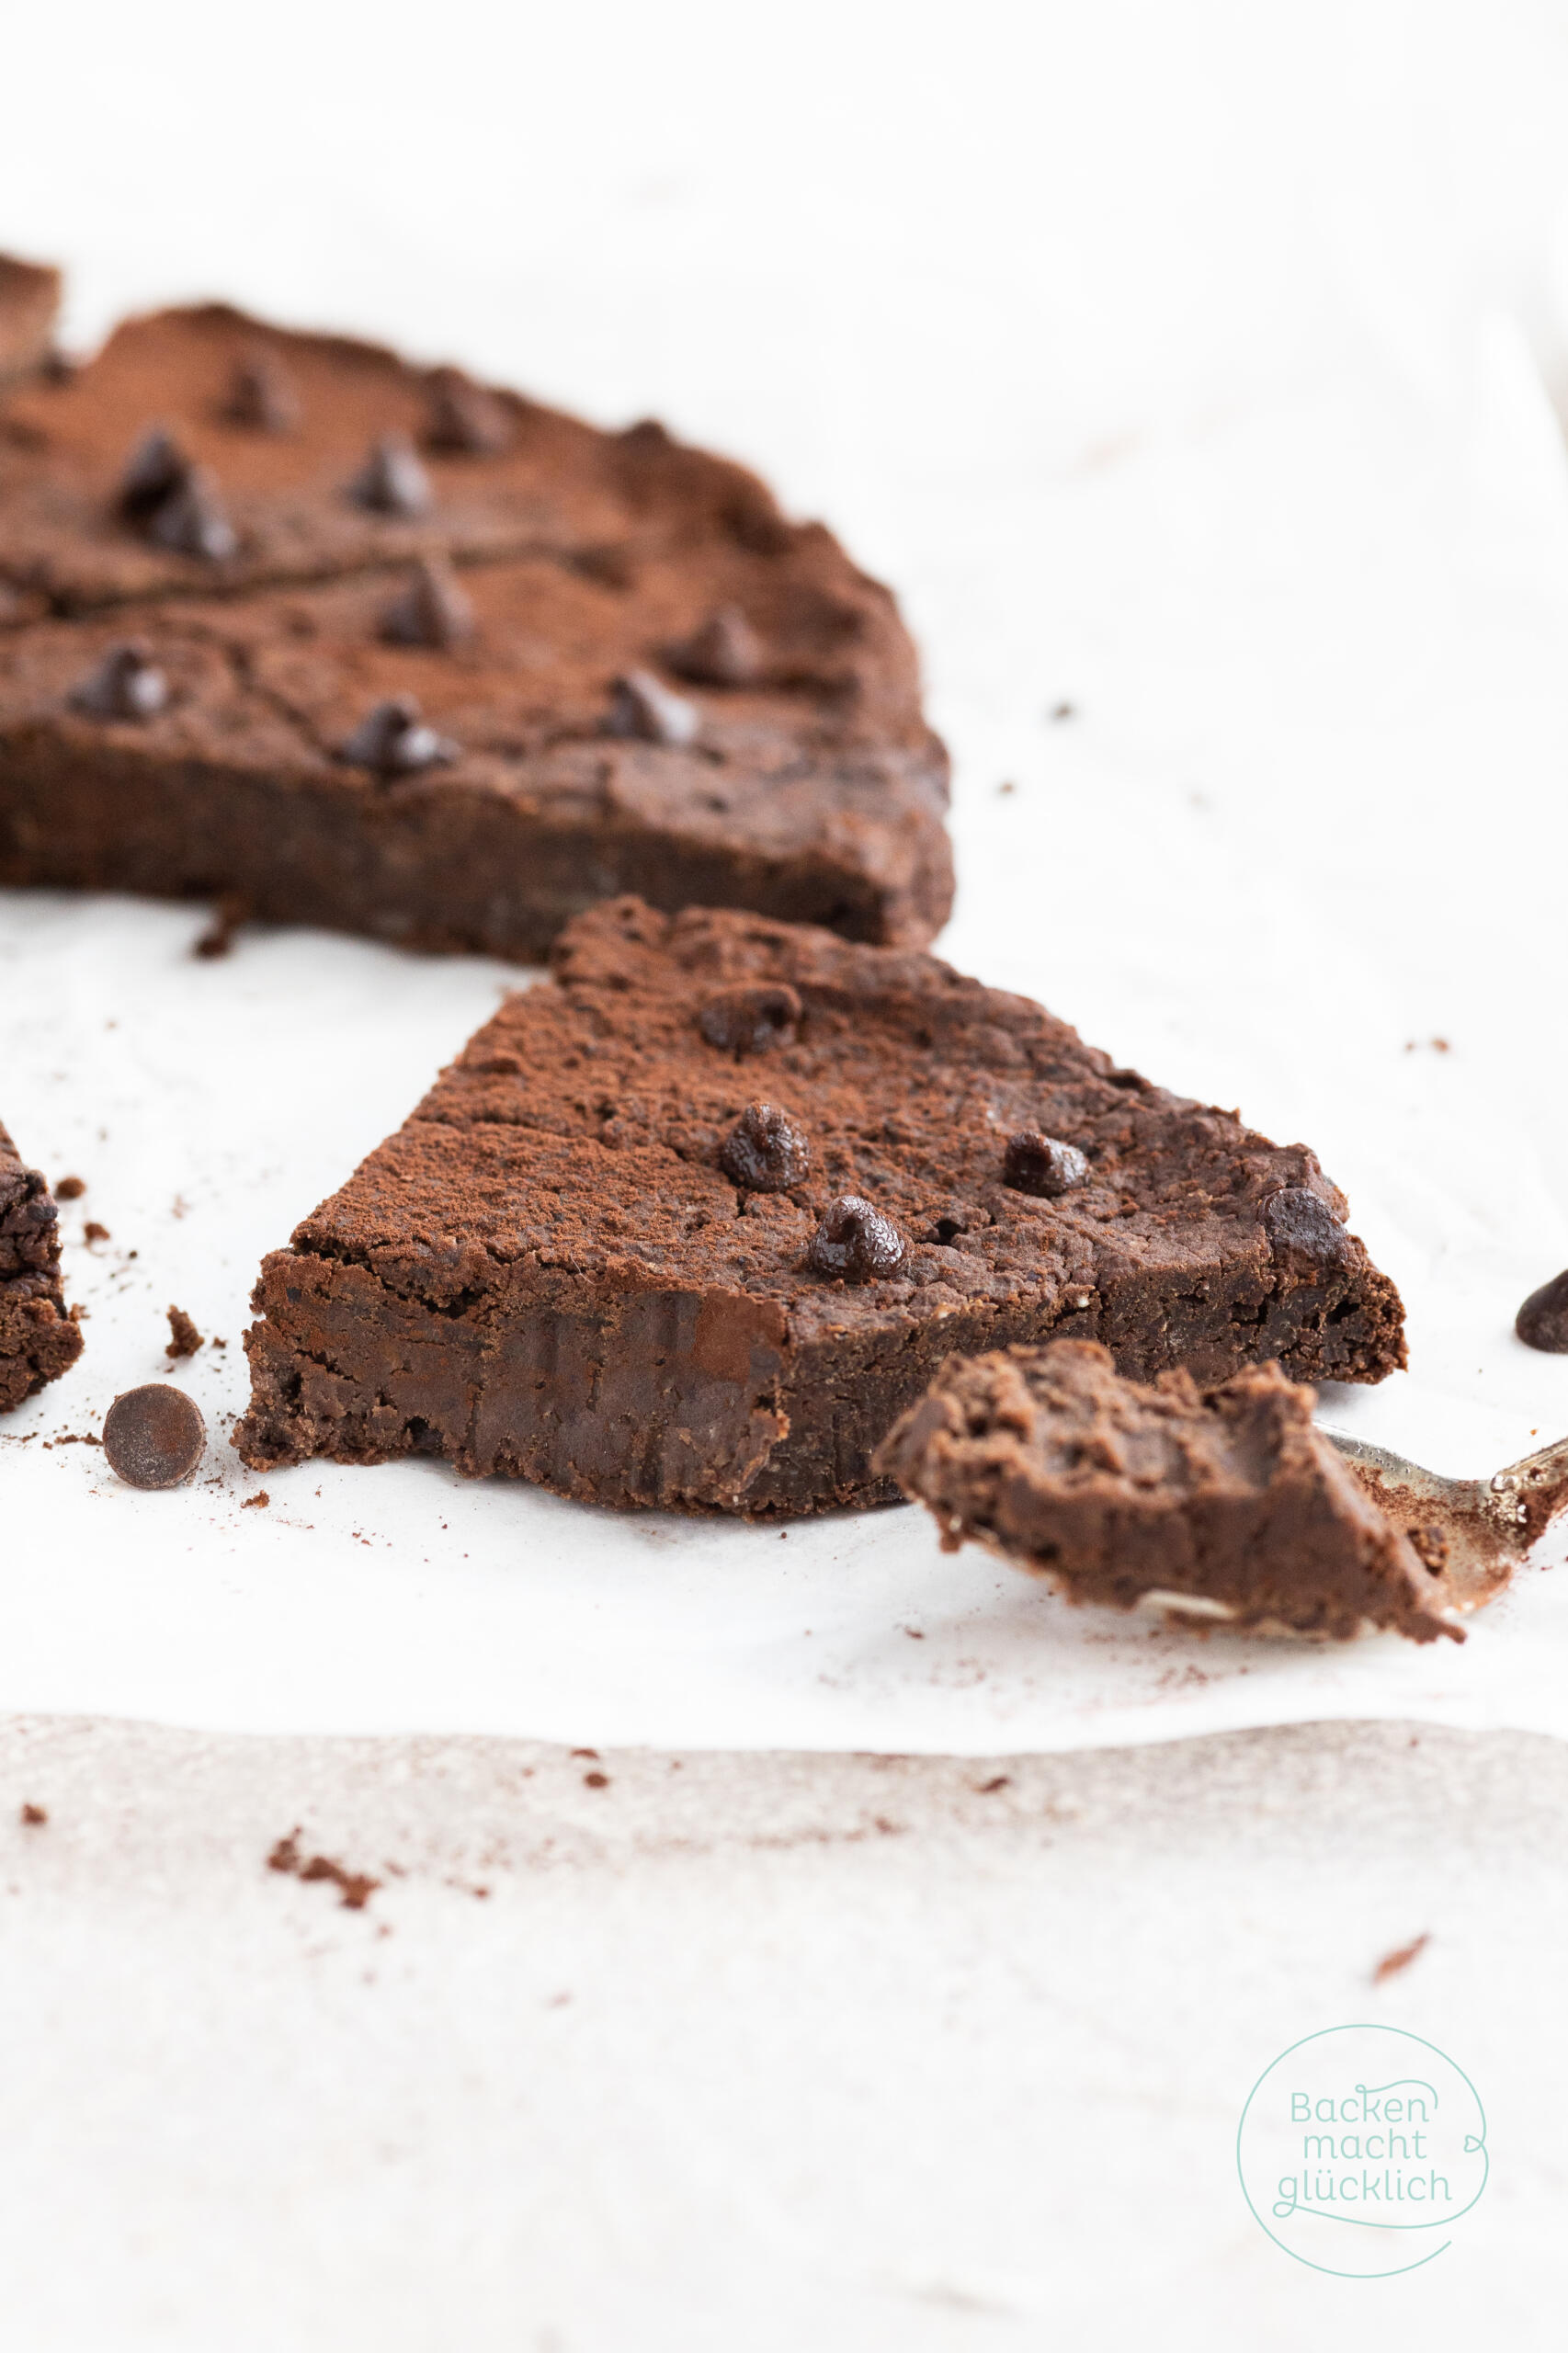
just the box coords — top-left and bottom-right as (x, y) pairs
(1322, 1426), (1568, 1615)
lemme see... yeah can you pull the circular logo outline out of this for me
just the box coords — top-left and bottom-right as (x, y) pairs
(1236, 2024), (1489, 2278)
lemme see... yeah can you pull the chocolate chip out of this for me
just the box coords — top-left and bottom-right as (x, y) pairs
(102, 1384), (206, 1489)
(720, 1102), (811, 1192)
(68, 642), (169, 721)
(119, 426), (189, 520)
(346, 435), (432, 517)
(670, 605), (764, 687)
(224, 350), (301, 434)
(378, 558), (475, 649)
(604, 669), (699, 747)
(338, 696), (459, 776)
(807, 1195), (908, 1282)
(147, 465), (237, 561)
(699, 983), (802, 1057)
(1517, 1268), (1568, 1353)
(1003, 1131), (1088, 1198)
(423, 366), (513, 456)
(1262, 1186), (1349, 1271)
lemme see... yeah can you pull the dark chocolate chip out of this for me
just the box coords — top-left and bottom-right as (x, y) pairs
(670, 605), (764, 687)
(147, 465), (237, 561)
(102, 1384), (206, 1489)
(604, 669), (699, 747)
(378, 558), (475, 649)
(699, 983), (802, 1057)
(338, 696), (459, 776)
(1517, 1268), (1568, 1353)
(224, 350), (301, 434)
(119, 426), (189, 520)
(1262, 1186), (1349, 1271)
(423, 366), (513, 456)
(68, 642), (169, 721)
(1002, 1131), (1089, 1198)
(346, 435), (432, 517)
(720, 1101), (812, 1192)
(807, 1195), (908, 1282)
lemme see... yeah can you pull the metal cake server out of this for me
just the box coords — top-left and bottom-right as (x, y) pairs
(1322, 1426), (1568, 1615)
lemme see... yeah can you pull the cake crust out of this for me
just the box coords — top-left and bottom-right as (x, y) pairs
(0, 301), (951, 953)
(0, 1120), (82, 1413)
(234, 898), (1405, 1515)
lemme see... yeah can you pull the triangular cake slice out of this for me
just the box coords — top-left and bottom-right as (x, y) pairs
(234, 898), (1405, 1515)
(0, 1120), (82, 1412)
(0, 297), (949, 954)
(876, 1339), (1460, 1643)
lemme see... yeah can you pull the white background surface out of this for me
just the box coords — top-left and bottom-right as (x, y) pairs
(6, 6), (1568, 2348)
(8, 1), (1568, 1749)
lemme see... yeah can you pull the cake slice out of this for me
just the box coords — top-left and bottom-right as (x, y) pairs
(875, 1339), (1459, 1642)
(234, 898), (1405, 1515)
(0, 252), (60, 392)
(0, 298), (950, 951)
(0, 1120), (83, 1412)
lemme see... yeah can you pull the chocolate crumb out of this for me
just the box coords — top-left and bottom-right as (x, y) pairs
(54, 1176), (85, 1199)
(241, 1490), (270, 1509)
(1050, 701), (1076, 722)
(193, 893), (247, 959)
(1372, 1931), (1430, 1984)
(19, 1803), (47, 1826)
(165, 1304), (203, 1358)
(267, 1828), (380, 1910)
(1003, 1131), (1088, 1198)
(806, 1195), (908, 1283)
(977, 1776), (1011, 1794)
(83, 1220), (110, 1244)
(102, 1384), (206, 1488)
(720, 1101), (811, 1193)
(1517, 1269), (1568, 1354)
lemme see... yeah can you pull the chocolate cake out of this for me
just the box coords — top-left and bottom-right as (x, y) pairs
(234, 897), (1406, 1515)
(876, 1340), (1459, 1642)
(0, 253), (60, 392)
(0, 299), (950, 954)
(0, 1120), (83, 1413)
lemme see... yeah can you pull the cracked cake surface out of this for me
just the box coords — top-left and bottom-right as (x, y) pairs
(234, 897), (1406, 1516)
(0, 298), (950, 955)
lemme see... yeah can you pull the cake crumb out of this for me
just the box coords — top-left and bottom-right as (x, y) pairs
(193, 893), (247, 959)
(18, 1803), (47, 1827)
(267, 1827), (380, 1911)
(242, 1490), (270, 1509)
(1372, 1931), (1430, 1984)
(54, 1176), (85, 1199)
(83, 1220), (110, 1245)
(165, 1304), (204, 1358)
